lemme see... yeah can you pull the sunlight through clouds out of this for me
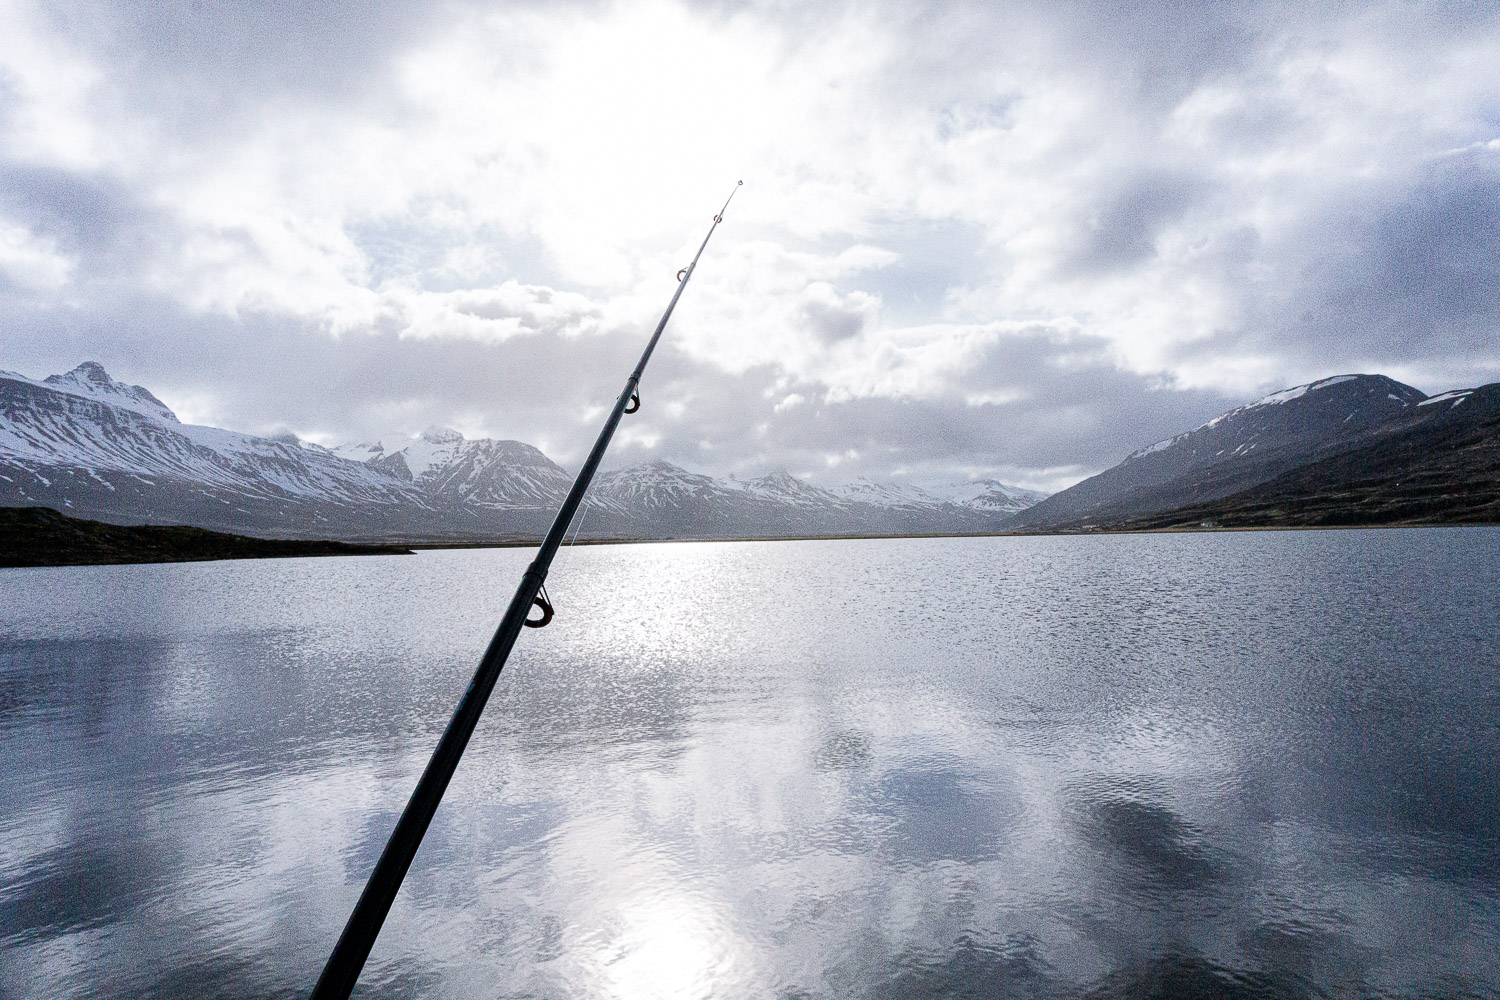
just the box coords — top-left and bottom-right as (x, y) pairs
(0, 2), (107, 170)
(1, 0), (1497, 484)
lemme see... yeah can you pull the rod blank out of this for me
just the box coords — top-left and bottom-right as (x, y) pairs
(310, 181), (741, 1000)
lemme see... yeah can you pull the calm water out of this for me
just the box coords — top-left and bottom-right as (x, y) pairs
(1, 530), (1498, 999)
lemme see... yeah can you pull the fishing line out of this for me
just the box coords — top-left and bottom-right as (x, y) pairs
(566, 490), (594, 547)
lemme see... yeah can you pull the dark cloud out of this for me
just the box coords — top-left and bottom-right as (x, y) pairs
(1043, 0), (1262, 103)
(0, 166), (176, 286)
(1228, 150), (1500, 386)
(782, 0), (1263, 113)
(38, 0), (442, 109)
(798, 289), (872, 343)
(1068, 169), (1212, 276)
(604, 327), (1237, 487)
(1323, 157), (1500, 353)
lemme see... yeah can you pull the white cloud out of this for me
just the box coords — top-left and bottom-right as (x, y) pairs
(0, 218), (73, 289)
(2, 0), (1498, 483)
(0, 1), (109, 170)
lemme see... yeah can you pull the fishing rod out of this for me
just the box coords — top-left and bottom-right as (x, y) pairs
(310, 181), (741, 1000)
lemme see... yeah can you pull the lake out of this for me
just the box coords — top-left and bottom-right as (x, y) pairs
(2, 529), (1498, 998)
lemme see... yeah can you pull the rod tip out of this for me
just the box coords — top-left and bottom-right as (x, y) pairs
(737, 180), (743, 185)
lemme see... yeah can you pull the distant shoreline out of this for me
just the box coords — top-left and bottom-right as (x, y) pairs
(5, 505), (1496, 568)
(0, 506), (413, 568)
(401, 519), (1499, 551)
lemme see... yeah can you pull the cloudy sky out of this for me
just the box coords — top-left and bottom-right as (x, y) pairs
(1, 0), (1497, 490)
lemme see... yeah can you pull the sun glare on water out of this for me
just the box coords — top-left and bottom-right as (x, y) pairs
(589, 897), (740, 1000)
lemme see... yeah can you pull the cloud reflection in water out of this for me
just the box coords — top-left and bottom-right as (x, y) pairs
(1, 530), (1498, 998)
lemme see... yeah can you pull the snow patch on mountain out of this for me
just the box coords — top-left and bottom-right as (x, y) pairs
(1128, 434), (1188, 460)
(1202, 375), (1378, 430)
(329, 441), (386, 463)
(735, 470), (845, 507)
(832, 478), (940, 507)
(0, 366), (418, 507)
(1250, 374), (1357, 407)
(1012, 372), (1436, 531)
(920, 478), (1048, 510)
(596, 460), (720, 504)
(40, 362), (181, 424)
(3, 362), (1050, 539)
(1418, 389), (1473, 408)
(1127, 375), (1425, 461)
(387, 427), (468, 480)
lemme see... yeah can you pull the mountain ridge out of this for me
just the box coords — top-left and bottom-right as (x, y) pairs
(1006, 373), (1498, 531)
(1, 363), (1044, 541)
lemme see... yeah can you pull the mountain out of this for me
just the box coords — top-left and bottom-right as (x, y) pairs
(0, 364), (430, 538)
(38, 361), (181, 424)
(1, 363), (1045, 541)
(1008, 374), (1499, 531)
(572, 464), (1003, 538)
(1085, 383), (1500, 530)
(919, 478), (1049, 515)
(354, 429), (574, 509)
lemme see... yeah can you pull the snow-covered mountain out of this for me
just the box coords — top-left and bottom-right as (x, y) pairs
(735, 470), (849, 509)
(34, 361), (181, 424)
(893, 478), (1048, 515)
(1094, 381), (1500, 530)
(1007, 373), (1436, 530)
(1120, 374), (1425, 467)
(568, 462), (1011, 537)
(359, 429), (574, 509)
(2, 363), (1046, 541)
(0, 364), (428, 537)
(832, 477), (938, 508)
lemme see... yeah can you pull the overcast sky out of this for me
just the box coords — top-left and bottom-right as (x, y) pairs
(1, 0), (1496, 490)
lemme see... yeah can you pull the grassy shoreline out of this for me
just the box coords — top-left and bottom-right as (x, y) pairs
(0, 506), (412, 568)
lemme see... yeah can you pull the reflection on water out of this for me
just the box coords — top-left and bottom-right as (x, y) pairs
(2, 529), (1498, 998)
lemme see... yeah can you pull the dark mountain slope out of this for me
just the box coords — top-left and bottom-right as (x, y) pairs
(1100, 383), (1500, 530)
(0, 506), (412, 567)
(1008, 375), (1432, 530)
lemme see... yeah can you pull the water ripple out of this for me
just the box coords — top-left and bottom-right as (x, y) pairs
(1, 529), (1497, 998)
